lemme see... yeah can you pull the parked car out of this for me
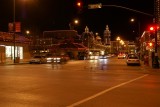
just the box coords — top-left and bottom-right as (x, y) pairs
(126, 54), (140, 66)
(29, 55), (47, 64)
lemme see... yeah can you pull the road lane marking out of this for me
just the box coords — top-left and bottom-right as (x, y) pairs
(67, 74), (148, 107)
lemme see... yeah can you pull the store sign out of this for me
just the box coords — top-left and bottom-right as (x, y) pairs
(15, 22), (21, 32)
(8, 22), (21, 32)
(8, 23), (14, 32)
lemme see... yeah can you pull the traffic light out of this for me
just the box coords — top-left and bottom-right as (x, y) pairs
(149, 26), (155, 31)
(149, 25), (159, 32)
(149, 25), (156, 36)
(148, 42), (153, 47)
(146, 42), (154, 49)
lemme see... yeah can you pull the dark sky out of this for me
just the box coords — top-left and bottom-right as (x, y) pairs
(0, 0), (154, 41)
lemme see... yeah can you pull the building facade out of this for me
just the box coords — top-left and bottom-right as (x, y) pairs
(0, 32), (31, 63)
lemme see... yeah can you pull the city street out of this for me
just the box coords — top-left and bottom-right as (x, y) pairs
(0, 57), (160, 107)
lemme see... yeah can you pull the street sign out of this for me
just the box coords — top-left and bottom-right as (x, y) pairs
(88, 3), (102, 9)
(8, 22), (21, 32)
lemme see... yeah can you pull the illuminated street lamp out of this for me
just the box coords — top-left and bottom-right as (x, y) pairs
(74, 19), (79, 25)
(77, 2), (82, 7)
(69, 19), (79, 30)
(130, 18), (135, 22)
(88, 3), (152, 16)
(26, 30), (30, 35)
(130, 18), (141, 37)
(13, 0), (29, 63)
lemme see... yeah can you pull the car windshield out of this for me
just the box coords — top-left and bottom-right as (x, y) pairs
(128, 56), (138, 59)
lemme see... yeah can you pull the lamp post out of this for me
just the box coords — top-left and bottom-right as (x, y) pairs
(13, 0), (16, 63)
(26, 30), (30, 35)
(69, 19), (79, 30)
(88, 3), (153, 17)
(116, 37), (120, 53)
(130, 18), (141, 37)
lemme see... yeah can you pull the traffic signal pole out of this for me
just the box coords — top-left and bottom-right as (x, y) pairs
(152, 0), (160, 68)
(88, 2), (159, 68)
(153, 28), (159, 68)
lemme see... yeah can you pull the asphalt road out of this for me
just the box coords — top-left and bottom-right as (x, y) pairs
(0, 57), (160, 107)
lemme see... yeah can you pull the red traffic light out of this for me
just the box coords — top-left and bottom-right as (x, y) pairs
(149, 25), (159, 31)
(149, 26), (154, 31)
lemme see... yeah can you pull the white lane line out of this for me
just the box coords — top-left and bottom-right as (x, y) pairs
(67, 74), (148, 107)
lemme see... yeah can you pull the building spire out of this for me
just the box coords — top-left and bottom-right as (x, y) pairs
(103, 25), (111, 44)
(85, 26), (89, 33)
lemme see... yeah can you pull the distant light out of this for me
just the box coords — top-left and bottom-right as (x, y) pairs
(26, 30), (30, 34)
(149, 42), (153, 47)
(74, 20), (79, 24)
(0, 45), (5, 47)
(77, 2), (82, 7)
(95, 32), (99, 36)
(130, 18), (135, 22)
(116, 36), (120, 41)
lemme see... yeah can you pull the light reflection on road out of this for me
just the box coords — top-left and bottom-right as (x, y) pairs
(83, 58), (109, 71)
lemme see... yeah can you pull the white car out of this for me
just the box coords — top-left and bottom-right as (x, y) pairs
(29, 55), (47, 64)
(118, 53), (126, 59)
(126, 54), (140, 66)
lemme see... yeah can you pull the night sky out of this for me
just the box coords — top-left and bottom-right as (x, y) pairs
(0, 0), (154, 41)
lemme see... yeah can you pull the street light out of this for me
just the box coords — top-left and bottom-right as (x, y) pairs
(116, 37), (121, 53)
(13, 0), (16, 63)
(77, 2), (82, 7)
(13, 0), (30, 63)
(74, 19), (79, 25)
(88, 3), (153, 16)
(26, 30), (30, 35)
(130, 18), (141, 37)
(69, 19), (79, 30)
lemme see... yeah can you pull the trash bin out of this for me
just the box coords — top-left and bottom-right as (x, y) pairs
(15, 57), (20, 63)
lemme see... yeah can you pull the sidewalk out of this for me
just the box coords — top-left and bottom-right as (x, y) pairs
(0, 61), (29, 66)
(140, 60), (160, 69)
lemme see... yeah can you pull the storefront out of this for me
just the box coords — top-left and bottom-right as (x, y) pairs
(0, 32), (31, 63)
(0, 43), (30, 63)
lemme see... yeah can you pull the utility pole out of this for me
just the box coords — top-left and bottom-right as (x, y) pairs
(13, 0), (16, 63)
(153, 0), (160, 68)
